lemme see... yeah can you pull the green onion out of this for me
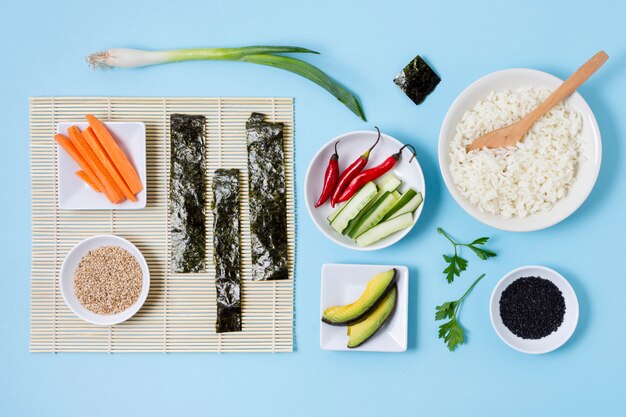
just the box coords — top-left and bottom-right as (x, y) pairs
(87, 47), (366, 121)
(240, 54), (365, 121)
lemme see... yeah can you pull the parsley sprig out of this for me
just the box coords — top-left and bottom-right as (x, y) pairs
(437, 227), (496, 283)
(435, 274), (485, 351)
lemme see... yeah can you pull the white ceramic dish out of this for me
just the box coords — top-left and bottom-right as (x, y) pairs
(489, 265), (578, 354)
(57, 121), (147, 210)
(438, 69), (602, 232)
(60, 235), (150, 326)
(305, 130), (425, 250)
(320, 264), (408, 352)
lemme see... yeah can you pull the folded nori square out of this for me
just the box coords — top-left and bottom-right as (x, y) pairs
(213, 169), (242, 332)
(170, 114), (207, 273)
(393, 55), (440, 105)
(246, 112), (288, 281)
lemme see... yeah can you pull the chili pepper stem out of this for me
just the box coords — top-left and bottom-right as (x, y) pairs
(398, 143), (417, 162)
(363, 127), (381, 158)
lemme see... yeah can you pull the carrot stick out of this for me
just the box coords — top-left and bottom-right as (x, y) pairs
(54, 133), (105, 192)
(75, 170), (101, 192)
(86, 114), (143, 194)
(83, 127), (137, 202)
(68, 126), (125, 204)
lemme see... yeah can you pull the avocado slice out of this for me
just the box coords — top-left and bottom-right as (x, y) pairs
(347, 285), (397, 348)
(322, 268), (396, 326)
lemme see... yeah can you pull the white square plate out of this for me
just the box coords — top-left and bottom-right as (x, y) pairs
(57, 121), (147, 210)
(320, 264), (408, 352)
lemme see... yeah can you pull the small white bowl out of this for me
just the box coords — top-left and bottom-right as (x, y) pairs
(305, 130), (425, 250)
(489, 265), (579, 354)
(438, 69), (602, 232)
(57, 121), (147, 210)
(60, 235), (150, 326)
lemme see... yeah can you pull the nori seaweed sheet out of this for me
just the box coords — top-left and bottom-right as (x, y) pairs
(393, 55), (441, 105)
(212, 169), (242, 332)
(246, 112), (288, 281)
(170, 114), (207, 273)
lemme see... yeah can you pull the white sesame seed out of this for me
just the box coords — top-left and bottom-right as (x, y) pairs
(73, 246), (143, 315)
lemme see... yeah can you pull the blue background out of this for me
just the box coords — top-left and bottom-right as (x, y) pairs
(1, 0), (625, 415)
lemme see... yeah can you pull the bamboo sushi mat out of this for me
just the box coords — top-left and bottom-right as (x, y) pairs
(30, 97), (295, 352)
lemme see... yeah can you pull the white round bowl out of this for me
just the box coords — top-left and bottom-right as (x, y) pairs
(60, 235), (150, 326)
(305, 130), (425, 250)
(438, 68), (602, 232)
(489, 265), (579, 354)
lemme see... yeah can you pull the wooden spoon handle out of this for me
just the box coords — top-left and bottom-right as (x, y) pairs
(521, 51), (608, 127)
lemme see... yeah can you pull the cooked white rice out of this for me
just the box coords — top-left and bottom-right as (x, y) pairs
(449, 87), (583, 218)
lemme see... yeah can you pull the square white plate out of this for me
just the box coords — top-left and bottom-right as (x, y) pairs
(320, 263), (408, 352)
(57, 121), (147, 210)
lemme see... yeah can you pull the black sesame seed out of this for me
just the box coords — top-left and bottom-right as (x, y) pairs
(499, 276), (566, 340)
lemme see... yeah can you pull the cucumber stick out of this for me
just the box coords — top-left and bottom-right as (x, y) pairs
(376, 173), (402, 193)
(392, 190), (402, 200)
(327, 206), (342, 223)
(356, 213), (414, 247)
(328, 173), (400, 224)
(348, 192), (398, 238)
(330, 182), (377, 234)
(342, 174), (402, 236)
(388, 192), (422, 220)
(342, 190), (394, 237)
(342, 211), (360, 236)
(382, 189), (417, 221)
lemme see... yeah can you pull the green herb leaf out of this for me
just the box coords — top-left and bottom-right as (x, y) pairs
(434, 301), (456, 321)
(435, 274), (485, 352)
(467, 245), (497, 260)
(470, 237), (490, 246)
(455, 256), (469, 272)
(438, 318), (464, 351)
(438, 228), (496, 283)
(442, 254), (468, 283)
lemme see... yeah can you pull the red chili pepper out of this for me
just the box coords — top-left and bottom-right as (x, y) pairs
(315, 141), (340, 207)
(330, 127), (381, 207)
(337, 144), (417, 204)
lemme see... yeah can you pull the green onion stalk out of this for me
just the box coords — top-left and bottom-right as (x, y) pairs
(87, 46), (366, 121)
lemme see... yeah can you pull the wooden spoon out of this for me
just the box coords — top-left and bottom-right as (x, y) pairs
(466, 51), (608, 153)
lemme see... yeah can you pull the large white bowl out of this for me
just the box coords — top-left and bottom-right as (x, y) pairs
(490, 265), (579, 354)
(438, 69), (602, 232)
(305, 130), (425, 250)
(60, 235), (150, 326)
